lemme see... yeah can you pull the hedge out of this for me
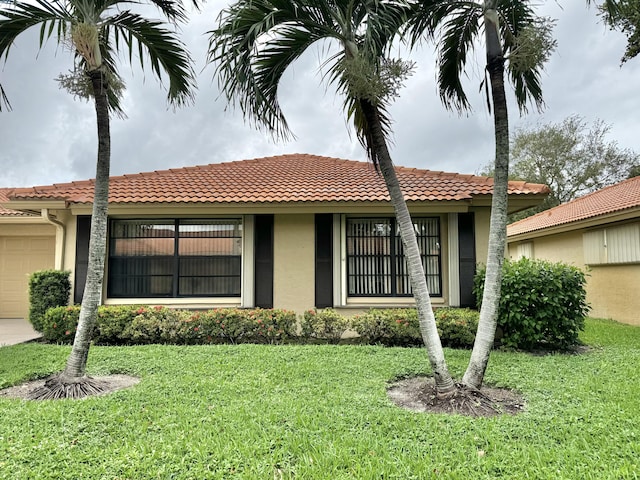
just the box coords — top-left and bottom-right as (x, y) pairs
(350, 308), (479, 348)
(41, 305), (478, 348)
(43, 306), (297, 345)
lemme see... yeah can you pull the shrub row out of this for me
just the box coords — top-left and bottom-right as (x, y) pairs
(474, 257), (589, 350)
(351, 308), (479, 348)
(43, 306), (297, 346)
(42, 305), (479, 348)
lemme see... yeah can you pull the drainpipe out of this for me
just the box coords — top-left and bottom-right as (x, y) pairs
(41, 208), (66, 270)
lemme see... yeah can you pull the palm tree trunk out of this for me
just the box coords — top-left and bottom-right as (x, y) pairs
(62, 69), (111, 380)
(360, 99), (455, 394)
(462, 6), (509, 389)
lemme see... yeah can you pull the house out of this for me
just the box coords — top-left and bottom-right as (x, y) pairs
(0, 154), (548, 319)
(0, 189), (57, 318)
(507, 176), (640, 326)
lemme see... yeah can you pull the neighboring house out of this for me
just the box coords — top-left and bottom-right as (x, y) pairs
(0, 188), (56, 318)
(507, 176), (640, 326)
(1, 154), (548, 319)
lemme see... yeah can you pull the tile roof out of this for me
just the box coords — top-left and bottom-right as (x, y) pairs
(0, 188), (34, 217)
(508, 176), (640, 237)
(6, 154), (549, 205)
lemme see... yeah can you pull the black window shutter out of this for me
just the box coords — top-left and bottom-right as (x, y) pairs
(315, 214), (333, 308)
(254, 214), (274, 308)
(458, 212), (476, 308)
(74, 216), (91, 304)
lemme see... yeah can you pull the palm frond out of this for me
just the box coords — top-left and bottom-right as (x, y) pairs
(209, 0), (345, 140)
(0, 0), (72, 61)
(106, 10), (196, 106)
(434, 2), (482, 113)
(0, 82), (11, 111)
(498, 0), (547, 113)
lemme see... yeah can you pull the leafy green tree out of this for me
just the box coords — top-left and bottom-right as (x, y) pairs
(409, 0), (552, 389)
(0, 0), (197, 399)
(209, 0), (457, 394)
(513, 115), (638, 200)
(495, 115), (639, 221)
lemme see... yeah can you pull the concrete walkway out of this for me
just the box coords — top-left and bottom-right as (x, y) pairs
(0, 318), (42, 347)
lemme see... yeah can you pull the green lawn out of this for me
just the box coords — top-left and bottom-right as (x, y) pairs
(1, 318), (639, 479)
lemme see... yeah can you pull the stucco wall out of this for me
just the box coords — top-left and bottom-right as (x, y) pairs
(586, 264), (640, 325)
(273, 214), (315, 313)
(473, 208), (491, 265)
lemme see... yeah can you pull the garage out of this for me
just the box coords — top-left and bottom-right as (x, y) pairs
(0, 232), (56, 319)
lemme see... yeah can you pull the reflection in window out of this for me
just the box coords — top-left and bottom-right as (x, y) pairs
(108, 219), (242, 298)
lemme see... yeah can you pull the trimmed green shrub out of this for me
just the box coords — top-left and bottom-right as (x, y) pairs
(300, 309), (349, 343)
(436, 308), (479, 348)
(350, 309), (421, 347)
(41, 305), (297, 345)
(42, 305), (79, 343)
(122, 306), (189, 345)
(28, 270), (71, 332)
(350, 308), (478, 348)
(474, 258), (590, 350)
(94, 305), (144, 345)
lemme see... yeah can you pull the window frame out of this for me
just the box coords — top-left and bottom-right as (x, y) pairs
(345, 216), (442, 298)
(107, 218), (243, 299)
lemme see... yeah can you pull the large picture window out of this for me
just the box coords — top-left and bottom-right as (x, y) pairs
(108, 219), (242, 298)
(346, 217), (442, 297)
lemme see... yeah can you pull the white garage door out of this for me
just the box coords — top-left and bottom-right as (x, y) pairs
(0, 236), (55, 318)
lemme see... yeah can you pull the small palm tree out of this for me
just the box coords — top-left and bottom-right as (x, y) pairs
(0, 0), (197, 398)
(209, 0), (457, 394)
(409, 0), (551, 389)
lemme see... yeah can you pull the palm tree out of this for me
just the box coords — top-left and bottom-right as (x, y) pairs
(408, 0), (550, 389)
(0, 0), (197, 399)
(209, 0), (457, 394)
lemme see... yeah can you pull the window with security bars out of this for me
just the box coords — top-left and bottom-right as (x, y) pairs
(346, 217), (442, 297)
(108, 219), (242, 298)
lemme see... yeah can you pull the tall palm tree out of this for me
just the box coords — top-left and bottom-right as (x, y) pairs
(209, 0), (457, 394)
(408, 0), (549, 389)
(0, 0), (197, 399)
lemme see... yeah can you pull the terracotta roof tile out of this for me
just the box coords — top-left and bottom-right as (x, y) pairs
(0, 188), (34, 217)
(7, 154), (549, 205)
(508, 176), (640, 236)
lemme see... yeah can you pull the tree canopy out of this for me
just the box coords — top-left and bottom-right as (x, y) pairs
(483, 115), (640, 221)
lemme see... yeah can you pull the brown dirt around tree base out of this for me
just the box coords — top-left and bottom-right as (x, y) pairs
(387, 377), (525, 417)
(0, 374), (140, 400)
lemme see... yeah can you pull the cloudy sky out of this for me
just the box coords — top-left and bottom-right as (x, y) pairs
(0, 1), (638, 188)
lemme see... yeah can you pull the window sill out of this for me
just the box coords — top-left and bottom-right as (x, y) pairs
(104, 298), (242, 309)
(343, 297), (446, 308)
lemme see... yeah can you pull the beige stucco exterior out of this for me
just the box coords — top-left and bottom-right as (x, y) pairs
(508, 221), (640, 326)
(0, 222), (56, 318)
(1, 204), (513, 318)
(472, 207), (491, 266)
(273, 214), (315, 313)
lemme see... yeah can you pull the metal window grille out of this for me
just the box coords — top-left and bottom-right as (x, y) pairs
(346, 217), (441, 297)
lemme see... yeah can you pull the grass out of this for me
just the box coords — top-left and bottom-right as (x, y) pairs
(1, 317), (639, 479)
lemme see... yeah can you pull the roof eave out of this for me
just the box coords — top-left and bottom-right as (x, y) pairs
(507, 206), (640, 241)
